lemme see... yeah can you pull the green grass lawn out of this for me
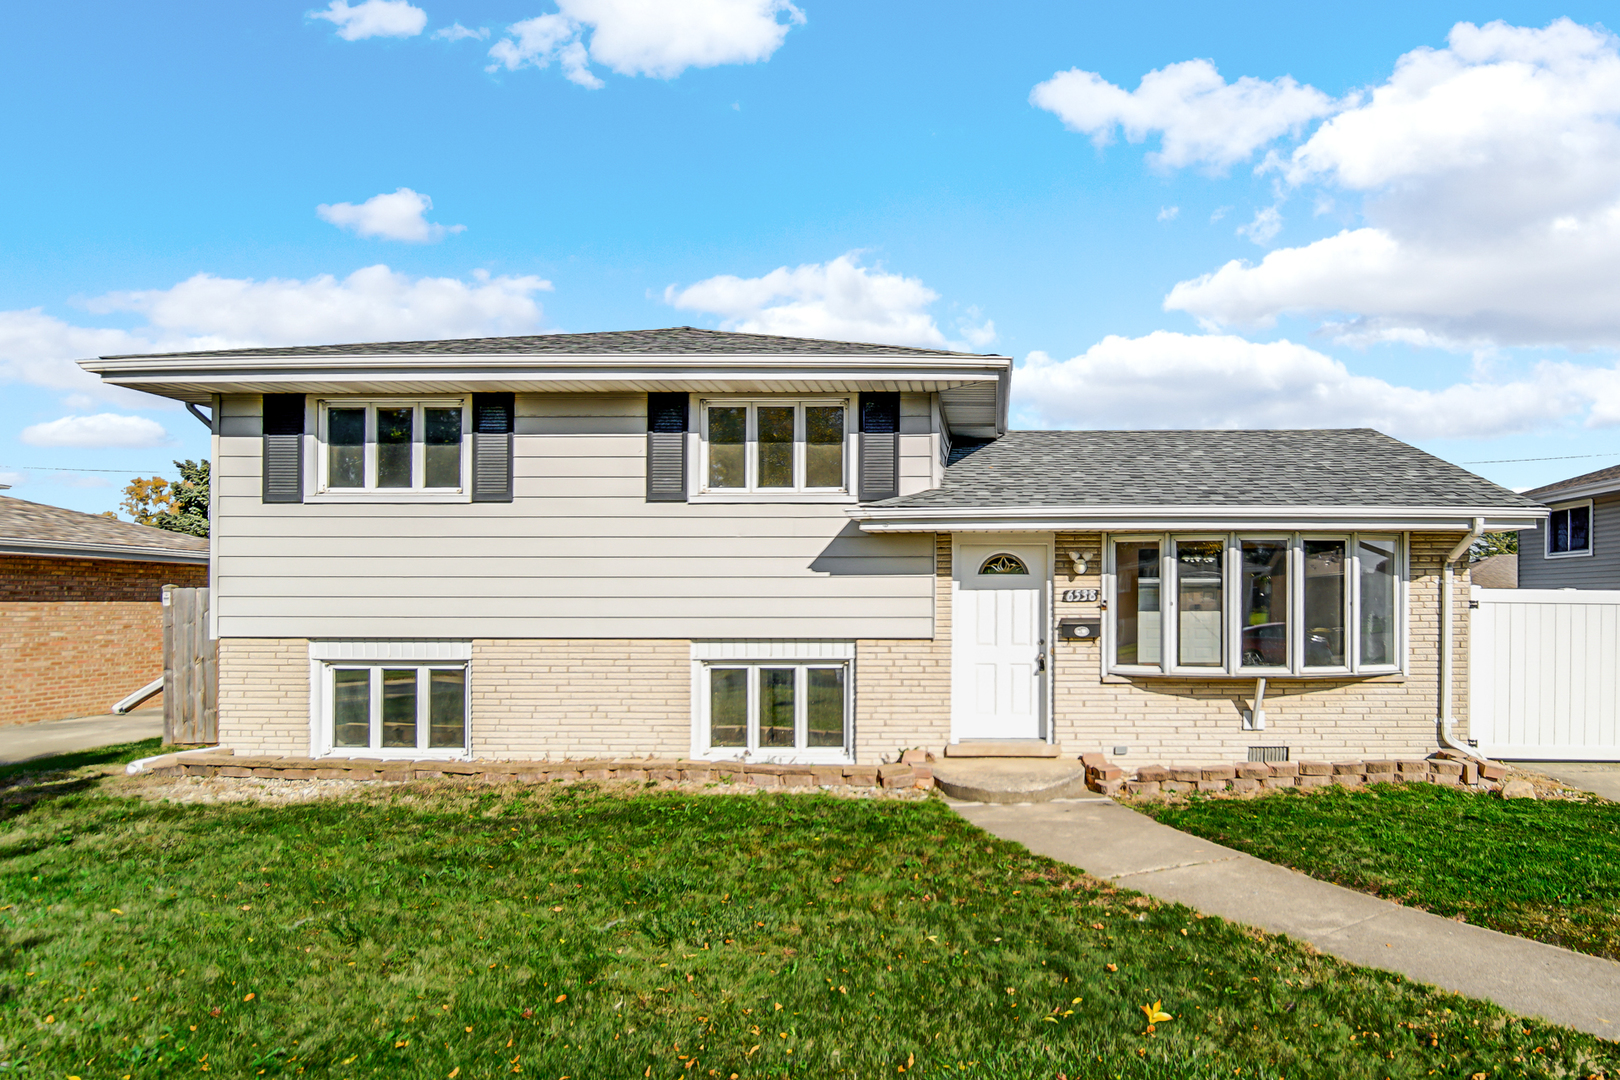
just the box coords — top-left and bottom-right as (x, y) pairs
(1143, 783), (1620, 962)
(1, 765), (1616, 1080)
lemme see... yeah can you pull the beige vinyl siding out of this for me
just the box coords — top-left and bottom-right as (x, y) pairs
(213, 393), (936, 639)
(1517, 491), (1620, 589)
(898, 391), (941, 496)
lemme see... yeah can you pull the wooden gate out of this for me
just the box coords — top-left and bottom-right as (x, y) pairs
(1470, 585), (1620, 760)
(163, 585), (217, 745)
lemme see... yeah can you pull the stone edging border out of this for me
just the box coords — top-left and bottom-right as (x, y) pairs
(1078, 749), (1507, 798)
(131, 750), (936, 791)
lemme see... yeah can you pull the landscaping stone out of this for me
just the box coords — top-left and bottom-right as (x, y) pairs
(1170, 766), (1201, 783)
(900, 748), (928, 765)
(1136, 765), (1170, 783)
(1298, 761), (1332, 776)
(1501, 779), (1537, 800)
(1125, 780), (1160, 797)
(1234, 762), (1268, 779)
(1364, 760), (1397, 775)
(1332, 774), (1364, 788)
(1231, 777), (1260, 793)
(1200, 764), (1237, 781)
(1297, 774), (1331, 788)
(1162, 780), (1193, 794)
(1480, 763), (1507, 781)
(1196, 779), (1229, 792)
(1398, 760), (1431, 775)
(1430, 760), (1463, 776)
(1332, 762), (1365, 775)
(1261, 777), (1295, 789)
(1267, 761), (1299, 777)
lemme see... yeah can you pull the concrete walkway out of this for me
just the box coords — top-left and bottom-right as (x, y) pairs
(0, 709), (163, 765)
(953, 797), (1620, 1039)
(1508, 761), (1620, 802)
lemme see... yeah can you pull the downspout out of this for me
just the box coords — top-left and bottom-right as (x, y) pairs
(1439, 517), (1488, 762)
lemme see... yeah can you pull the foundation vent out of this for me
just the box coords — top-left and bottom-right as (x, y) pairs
(1247, 746), (1290, 763)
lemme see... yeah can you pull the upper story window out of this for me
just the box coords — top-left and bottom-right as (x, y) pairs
(316, 398), (469, 500)
(698, 398), (850, 499)
(1109, 533), (1403, 677)
(1547, 501), (1592, 557)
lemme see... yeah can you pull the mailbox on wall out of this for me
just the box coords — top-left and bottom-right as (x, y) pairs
(1058, 618), (1102, 641)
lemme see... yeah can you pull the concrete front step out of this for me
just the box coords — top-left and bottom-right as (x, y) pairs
(942, 741), (1060, 759)
(931, 758), (1090, 803)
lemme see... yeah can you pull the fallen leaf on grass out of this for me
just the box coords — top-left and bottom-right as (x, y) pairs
(1140, 1001), (1172, 1024)
(555, 994), (567, 1003)
(1105, 964), (1117, 973)
(243, 993), (255, 1002)
(449, 1070), (460, 1078)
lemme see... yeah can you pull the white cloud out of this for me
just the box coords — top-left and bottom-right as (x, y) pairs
(1030, 59), (1339, 170)
(1167, 19), (1620, 348)
(488, 0), (804, 87)
(310, 0), (427, 40)
(1236, 205), (1282, 245)
(665, 253), (991, 351)
(317, 188), (465, 242)
(1012, 331), (1601, 440)
(0, 266), (550, 402)
(1157, 206), (1179, 222)
(21, 413), (172, 450)
(0, 471), (26, 489)
(88, 265), (551, 348)
(433, 22), (488, 41)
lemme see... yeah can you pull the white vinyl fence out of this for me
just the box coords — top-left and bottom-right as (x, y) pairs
(1470, 585), (1620, 760)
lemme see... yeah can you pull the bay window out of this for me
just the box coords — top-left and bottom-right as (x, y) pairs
(316, 399), (468, 498)
(1108, 534), (1403, 676)
(699, 398), (849, 496)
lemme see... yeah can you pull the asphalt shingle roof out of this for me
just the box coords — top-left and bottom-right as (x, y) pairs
(876, 429), (1540, 509)
(1524, 461), (1620, 500)
(102, 326), (1000, 361)
(0, 496), (209, 560)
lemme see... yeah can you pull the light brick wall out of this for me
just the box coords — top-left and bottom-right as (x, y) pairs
(470, 639), (691, 759)
(0, 554), (208, 725)
(217, 637), (310, 751)
(855, 533), (952, 761)
(1050, 531), (1472, 769)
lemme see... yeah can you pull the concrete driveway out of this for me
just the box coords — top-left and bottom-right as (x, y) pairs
(0, 708), (163, 765)
(1508, 761), (1620, 801)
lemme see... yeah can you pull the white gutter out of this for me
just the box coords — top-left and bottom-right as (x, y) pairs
(849, 504), (1546, 533)
(1439, 518), (1489, 762)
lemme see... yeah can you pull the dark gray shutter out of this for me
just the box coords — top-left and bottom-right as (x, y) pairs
(646, 392), (689, 502)
(471, 393), (514, 503)
(858, 392), (900, 502)
(261, 394), (304, 504)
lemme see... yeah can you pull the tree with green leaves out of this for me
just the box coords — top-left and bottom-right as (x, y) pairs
(119, 459), (209, 537)
(1469, 530), (1518, 560)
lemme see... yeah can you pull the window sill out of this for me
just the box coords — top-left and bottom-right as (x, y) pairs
(321, 749), (471, 760)
(689, 493), (856, 505)
(1543, 550), (1594, 559)
(307, 491), (471, 504)
(1102, 670), (1406, 684)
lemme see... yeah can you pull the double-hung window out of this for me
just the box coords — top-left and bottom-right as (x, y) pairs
(1108, 534), (1403, 677)
(698, 398), (850, 497)
(1547, 501), (1592, 557)
(693, 643), (853, 762)
(316, 398), (469, 499)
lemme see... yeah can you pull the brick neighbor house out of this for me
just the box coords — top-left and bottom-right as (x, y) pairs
(79, 327), (1546, 769)
(1, 495), (209, 725)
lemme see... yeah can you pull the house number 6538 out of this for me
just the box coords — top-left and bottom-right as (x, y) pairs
(1063, 588), (1099, 603)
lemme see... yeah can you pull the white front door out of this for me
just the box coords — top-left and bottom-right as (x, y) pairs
(952, 541), (1048, 741)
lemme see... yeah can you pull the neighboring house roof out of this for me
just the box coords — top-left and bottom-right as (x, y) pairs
(79, 327), (1012, 438)
(1523, 460), (1620, 503)
(1470, 553), (1518, 589)
(0, 496), (209, 564)
(851, 429), (1545, 531)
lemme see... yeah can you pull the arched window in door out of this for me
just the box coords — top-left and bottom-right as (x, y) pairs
(979, 553), (1028, 575)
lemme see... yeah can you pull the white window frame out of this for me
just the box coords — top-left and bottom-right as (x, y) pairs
(689, 641), (854, 763)
(693, 396), (854, 503)
(308, 641), (472, 760)
(1105, 533), (1406, 678)
(312, 397), (470, 503)
(1545, 499), (1594, 559)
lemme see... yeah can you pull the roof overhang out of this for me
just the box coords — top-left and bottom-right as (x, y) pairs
(1523, 481), (1616, 505)
(848, 503), (1549, 534)
(0, 537), (210, 565)
(79, 351), (1014, 438)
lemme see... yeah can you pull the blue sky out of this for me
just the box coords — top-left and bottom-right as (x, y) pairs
(5, 0), (1620, 514)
